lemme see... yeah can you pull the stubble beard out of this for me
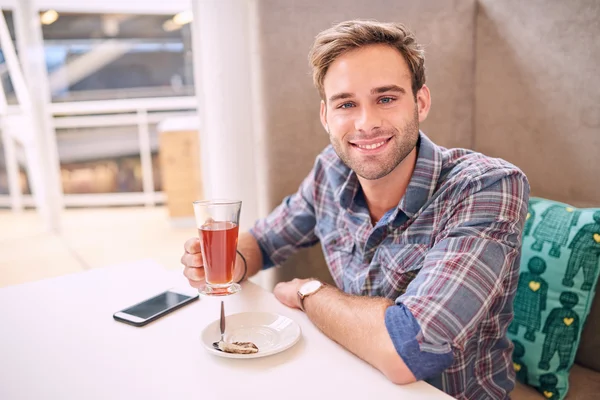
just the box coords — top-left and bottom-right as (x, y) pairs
(330, 108), (420, 181)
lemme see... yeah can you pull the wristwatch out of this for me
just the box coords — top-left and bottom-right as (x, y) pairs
(297, 280), (324, 311)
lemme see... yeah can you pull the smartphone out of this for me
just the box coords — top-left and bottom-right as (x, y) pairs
(113, 288), (199, 327)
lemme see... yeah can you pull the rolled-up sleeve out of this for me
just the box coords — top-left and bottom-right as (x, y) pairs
(249, 163), (320, 269)
(385, 303), (454, 380)
(385, 170), (529, 379)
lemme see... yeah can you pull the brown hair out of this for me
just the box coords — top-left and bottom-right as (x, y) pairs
(309, 20), (426, 100)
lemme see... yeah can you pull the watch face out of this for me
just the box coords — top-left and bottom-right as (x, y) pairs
(300, 280), (322, 296)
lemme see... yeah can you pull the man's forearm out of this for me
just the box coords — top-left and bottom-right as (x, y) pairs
(234, 231), (264, 281)
(303, 285), (416, 384)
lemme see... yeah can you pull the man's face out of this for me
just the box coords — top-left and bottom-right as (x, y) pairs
(320, 44), (429, 181)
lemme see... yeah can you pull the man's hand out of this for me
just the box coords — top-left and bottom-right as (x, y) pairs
(181, 238), (205, 289)
(273, 278), (313, 309)
(181, 234), (259, 288)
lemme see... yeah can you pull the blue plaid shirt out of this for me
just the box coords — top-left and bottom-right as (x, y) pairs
(250, 132), (530, 399)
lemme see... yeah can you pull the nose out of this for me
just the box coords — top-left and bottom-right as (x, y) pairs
(354, 104), (382, 133)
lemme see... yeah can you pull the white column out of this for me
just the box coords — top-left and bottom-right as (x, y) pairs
(190, 0), (265, 231)
(13, 0), (63, 232)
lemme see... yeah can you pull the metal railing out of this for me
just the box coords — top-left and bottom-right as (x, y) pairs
(1, 96), (198, 208)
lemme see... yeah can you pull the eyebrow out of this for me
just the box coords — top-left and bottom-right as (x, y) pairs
(328, 85), (407, 104)
(328, 92), (353, 103)
(371, 85), (406, 95)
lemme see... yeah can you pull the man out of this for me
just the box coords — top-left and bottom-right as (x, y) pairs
(181, 20), (529, 399)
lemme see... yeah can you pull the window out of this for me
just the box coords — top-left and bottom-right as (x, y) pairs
(42, 13), (194, 102)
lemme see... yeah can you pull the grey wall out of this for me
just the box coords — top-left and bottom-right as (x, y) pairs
(475, 0), (600, 207)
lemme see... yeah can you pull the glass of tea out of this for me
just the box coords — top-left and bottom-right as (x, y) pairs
(193, 199), (242, 296)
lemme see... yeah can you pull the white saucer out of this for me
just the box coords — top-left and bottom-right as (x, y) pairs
(200, 312), (301, 359)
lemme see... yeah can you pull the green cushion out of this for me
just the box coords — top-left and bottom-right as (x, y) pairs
(509, 197), (600, 399)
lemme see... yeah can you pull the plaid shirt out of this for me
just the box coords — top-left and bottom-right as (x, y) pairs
(251, 132), (530, 399)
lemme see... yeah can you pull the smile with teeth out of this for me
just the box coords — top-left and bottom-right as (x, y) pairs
(354, 139), (389, 150)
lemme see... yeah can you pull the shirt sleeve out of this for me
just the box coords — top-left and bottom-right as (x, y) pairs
(249, 161), (320, 269)
(385, 303), (454, 380)
(385, 169), (530, 380)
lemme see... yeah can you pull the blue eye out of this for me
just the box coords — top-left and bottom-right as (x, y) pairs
(339, 102), (354, 109)
(379, 97), (395, 104)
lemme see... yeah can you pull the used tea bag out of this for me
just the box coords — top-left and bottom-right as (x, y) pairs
(218, 341), (259, 354)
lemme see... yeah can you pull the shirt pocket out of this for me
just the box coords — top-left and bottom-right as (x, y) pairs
(321, 230), (355, 287)
(373, 243), (429, 299)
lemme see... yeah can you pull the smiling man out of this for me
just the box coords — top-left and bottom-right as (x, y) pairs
(181, 20), (530, 399)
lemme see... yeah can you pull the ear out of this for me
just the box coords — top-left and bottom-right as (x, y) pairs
(415, 84), (431, 123)
(320, 100), (329, 133)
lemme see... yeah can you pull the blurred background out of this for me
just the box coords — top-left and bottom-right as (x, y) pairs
(1, 0), (599, 291)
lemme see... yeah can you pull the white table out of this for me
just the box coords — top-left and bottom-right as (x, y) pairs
(0, 260), (452, 400)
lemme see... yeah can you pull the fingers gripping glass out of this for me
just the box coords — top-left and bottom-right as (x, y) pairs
(193, 200), (242, 296)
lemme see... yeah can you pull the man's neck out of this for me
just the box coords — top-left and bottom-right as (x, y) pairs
(358, 147), (418, 225)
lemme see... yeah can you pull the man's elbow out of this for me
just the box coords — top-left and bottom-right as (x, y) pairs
(380, 351), (417, 385)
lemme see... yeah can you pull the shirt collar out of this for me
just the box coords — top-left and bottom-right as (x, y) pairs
(337, 167), (360, 210)
(336, 131), (443, 218)
(398, 132), (443, 218)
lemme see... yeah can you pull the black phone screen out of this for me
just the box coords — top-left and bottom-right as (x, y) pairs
(122, 291), (194, 319)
